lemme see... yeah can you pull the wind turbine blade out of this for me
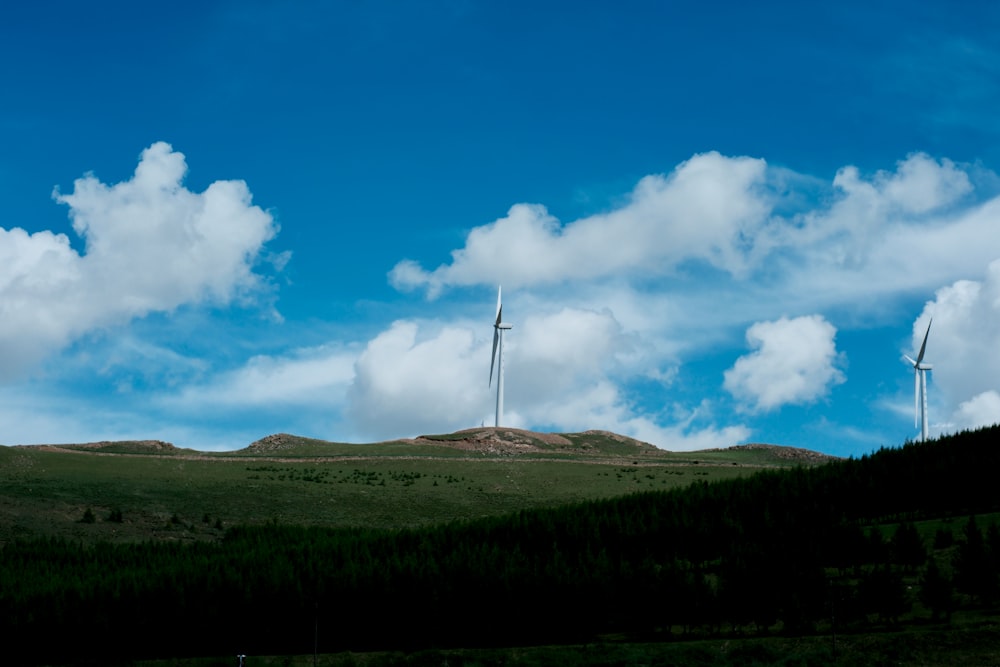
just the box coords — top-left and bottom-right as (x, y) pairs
(914, 369), (920, 429)
(495, 286), (502, 325)
(916, 318), (932, 365)
(489, 329), (499, 387)
(902, 355), (916, 367)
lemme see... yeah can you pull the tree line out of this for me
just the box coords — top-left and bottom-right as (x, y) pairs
(3, 426), (1000, 664)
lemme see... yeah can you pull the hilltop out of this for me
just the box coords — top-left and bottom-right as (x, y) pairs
(709, 442), (836, 465)
(30, 439), (194, 456)
(0, 428), (834, 546)
(413, 427), (659, 456)
(240, 427), (663, 458)
(21, 427), (836, 466)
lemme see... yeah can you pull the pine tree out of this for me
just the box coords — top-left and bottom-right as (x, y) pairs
(919, 558), (954, 622)
(955, 516), (998, 603)
(891, 522), (926, 571)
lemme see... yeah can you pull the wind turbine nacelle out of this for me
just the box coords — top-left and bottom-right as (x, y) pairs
(918, 363), (933, 371)
(497, 323), (512, 330)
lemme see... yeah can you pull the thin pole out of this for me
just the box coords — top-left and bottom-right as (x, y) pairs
(495, 329), (504, 427)
(921, 369), (929, 441)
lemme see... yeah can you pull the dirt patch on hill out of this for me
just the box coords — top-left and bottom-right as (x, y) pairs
(27, 440), (179, 454)
(246, 433), (304, 454)
(410, 428), (664, 458)
(415, 427), (582, 455)
(577, 429), (659, 451)
(724, 443), (840, 464)
(462, 427), (573, 446)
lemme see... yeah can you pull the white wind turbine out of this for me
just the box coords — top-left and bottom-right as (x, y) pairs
(489, 286), (512, 427)
(903, 318), (933, 441)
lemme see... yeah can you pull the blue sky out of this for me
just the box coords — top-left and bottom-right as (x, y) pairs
(2, 1), (1000, 456)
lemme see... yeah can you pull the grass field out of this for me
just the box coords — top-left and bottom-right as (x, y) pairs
(127, 621), (1000, 666)
(0, 429), (818, 544)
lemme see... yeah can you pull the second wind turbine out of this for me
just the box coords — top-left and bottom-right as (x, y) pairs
(903, 318), (933, 442)
(489, 286), (513, 427)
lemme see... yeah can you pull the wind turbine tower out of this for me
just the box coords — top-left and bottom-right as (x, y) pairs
(903, 318), (933, 441)
(489, 286), (512, 427)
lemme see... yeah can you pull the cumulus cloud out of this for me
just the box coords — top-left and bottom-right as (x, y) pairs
(347, 320), (488, 438)
(724, 315), (845, 412)
(378, 150), (1000, 446)
(524, 381), (751, 451)
(510, 307), (628, 400)
(19, 147), (1000, 453)
(833, 153), (971, 218)
(376, 151), (1000, 447)
(169, 345), (356, 410)
(345, 308), (630, 440)
(0, 142), (278, 379)
(390, 152), (1000, 318)
(783, 154), (979, 290)
(337, 305), (751, 450)
(952, 391), (1000, 431)
(343, 308), (630, 440)
(390, 152), (772, 296)
(913, 260), (1000, 433)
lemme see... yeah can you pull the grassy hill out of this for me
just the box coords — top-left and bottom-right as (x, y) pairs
(0, 427), (830, 545)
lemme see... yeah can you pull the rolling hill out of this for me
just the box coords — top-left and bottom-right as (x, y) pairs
(0, 427), (831, 545)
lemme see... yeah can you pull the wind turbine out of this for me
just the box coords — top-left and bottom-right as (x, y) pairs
(903, 318), (933, 441)
(489, 286), (512, 427)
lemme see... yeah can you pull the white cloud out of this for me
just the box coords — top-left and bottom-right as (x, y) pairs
(13, 147), (1000, 454)
(0, 142), (279, 380)
(390, 152), (1000, 322)
(913, 259), (1000, 434)
(510, 307), (628, 401)
(525, 383), (750, 451)
(344, 308), (634, 441)
(168, 345), (356, 410)
(660, 423), (752, 452)
(724, 315), (845, 412)
(347, 320), (488, 438)
(343, 308), (635, 440)
(380, 151), (1000, 448)
(780, 154), (984, 298)
(337, 306), (751, 450)
(0, 384), (252, 450)
(952, 391), (1000, 431)
(383, 151), (1000, 447)
(390, 151), (772, 296)
(833, 153), (971, 218)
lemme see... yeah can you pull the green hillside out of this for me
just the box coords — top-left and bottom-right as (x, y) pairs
(0, 428), (826, 545)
